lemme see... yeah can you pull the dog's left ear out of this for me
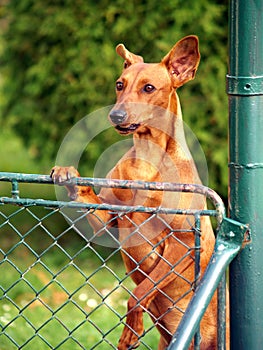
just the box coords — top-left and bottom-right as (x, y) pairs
(116, 44), (144, 69)
(162, 35), (200, 88)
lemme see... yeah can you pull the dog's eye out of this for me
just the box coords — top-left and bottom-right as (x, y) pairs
(143, 84), (156, 93)
(116, 81), (124, 91)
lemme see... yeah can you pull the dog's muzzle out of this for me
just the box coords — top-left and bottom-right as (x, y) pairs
(109, 109), (127, 125)
(109, 109), (140, 134)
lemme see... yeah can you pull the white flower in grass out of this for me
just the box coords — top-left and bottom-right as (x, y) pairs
(86, 298), (98, 308)
(78, 293), (88, 302)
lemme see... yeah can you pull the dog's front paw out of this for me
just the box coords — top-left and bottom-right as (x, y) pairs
(50, 166), (80, 184)
(50, 166), (80, 200)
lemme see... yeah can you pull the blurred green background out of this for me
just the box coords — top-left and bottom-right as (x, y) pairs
(0, 0), (229, 200)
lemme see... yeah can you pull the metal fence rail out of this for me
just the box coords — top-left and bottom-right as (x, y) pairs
(0, 172), (248, 350)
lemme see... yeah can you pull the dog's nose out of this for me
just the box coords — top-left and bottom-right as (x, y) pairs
(109, 109), (127, 125)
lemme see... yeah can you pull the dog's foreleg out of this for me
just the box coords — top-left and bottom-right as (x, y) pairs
(50, 166), (116, 232)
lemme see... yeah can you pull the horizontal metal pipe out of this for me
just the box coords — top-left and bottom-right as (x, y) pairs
(0, 171), (225, 220)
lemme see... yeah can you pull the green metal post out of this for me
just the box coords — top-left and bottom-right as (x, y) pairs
(228, 0), (263, 349)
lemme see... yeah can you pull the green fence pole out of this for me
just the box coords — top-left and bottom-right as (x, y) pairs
(228, 0), (263, 348)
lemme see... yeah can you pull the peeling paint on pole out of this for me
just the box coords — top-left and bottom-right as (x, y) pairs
(228, 0), (263, 348)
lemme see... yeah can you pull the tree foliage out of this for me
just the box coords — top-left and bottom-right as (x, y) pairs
(0, 0), (229, 198)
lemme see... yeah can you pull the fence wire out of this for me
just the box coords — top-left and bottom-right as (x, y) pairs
(0, 173), (247, 350)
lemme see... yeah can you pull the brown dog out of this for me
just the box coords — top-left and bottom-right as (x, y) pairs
(51, 36), (227, 349)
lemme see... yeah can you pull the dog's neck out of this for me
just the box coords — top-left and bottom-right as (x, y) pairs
(133, 90), (192, 162)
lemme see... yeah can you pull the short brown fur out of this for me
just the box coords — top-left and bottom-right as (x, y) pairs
(51, 36), (229, 349)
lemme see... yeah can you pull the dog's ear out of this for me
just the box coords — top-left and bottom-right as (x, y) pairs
(116, 44), (144, 69)
(162, 36), (200, 88)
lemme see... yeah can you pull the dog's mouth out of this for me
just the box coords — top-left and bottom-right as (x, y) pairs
(115, 123), (141, 134)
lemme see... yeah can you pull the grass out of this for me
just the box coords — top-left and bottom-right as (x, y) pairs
(0, 205), (160, 350)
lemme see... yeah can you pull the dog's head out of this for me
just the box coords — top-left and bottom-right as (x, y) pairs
(109, 36), (200, 135)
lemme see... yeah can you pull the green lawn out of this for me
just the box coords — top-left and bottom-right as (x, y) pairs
(0, 206), (159, 349)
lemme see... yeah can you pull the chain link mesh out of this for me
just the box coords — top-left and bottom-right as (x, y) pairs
(0, 174), (224, 350)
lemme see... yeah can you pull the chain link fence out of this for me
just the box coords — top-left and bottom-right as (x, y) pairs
(0, 172), (248, 350)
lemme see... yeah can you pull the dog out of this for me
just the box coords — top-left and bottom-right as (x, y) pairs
(51, 36), (228, 349)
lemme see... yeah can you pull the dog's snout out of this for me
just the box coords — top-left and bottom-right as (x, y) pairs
(109, 109), (127, 125)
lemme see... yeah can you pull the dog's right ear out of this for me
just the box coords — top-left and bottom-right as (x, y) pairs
(116, 44), (144, 69)
(162, 35), (200, 88)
